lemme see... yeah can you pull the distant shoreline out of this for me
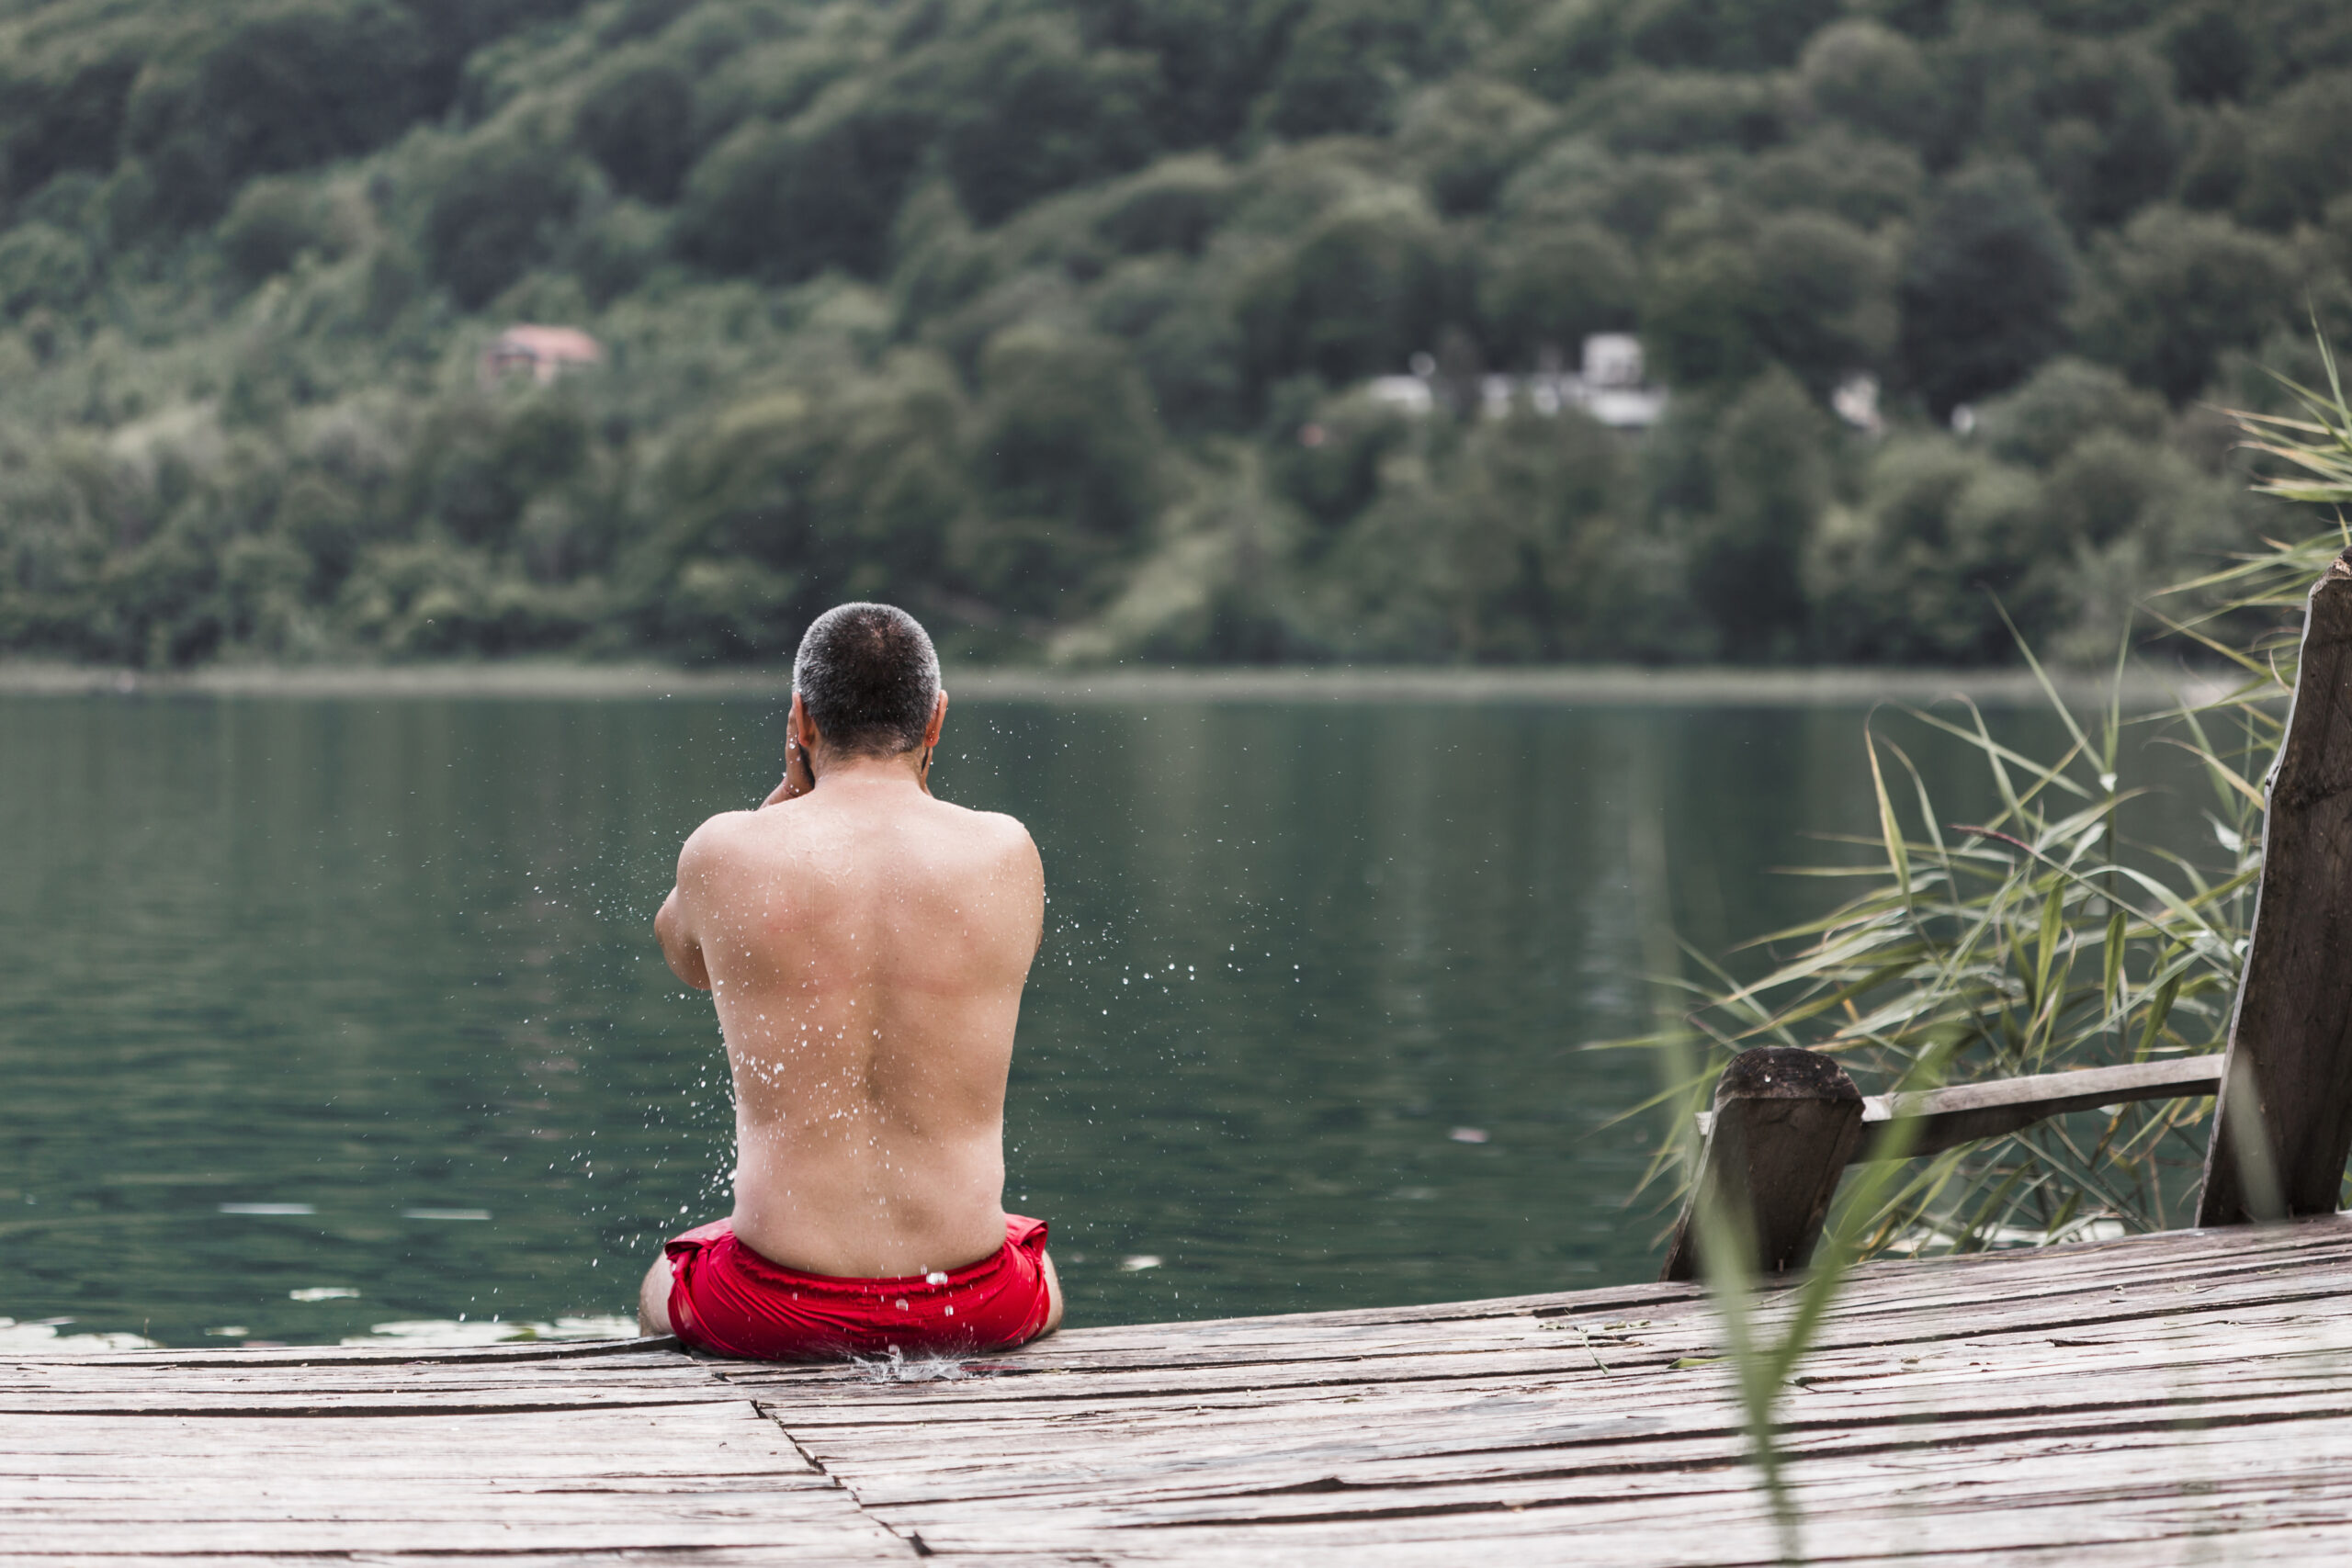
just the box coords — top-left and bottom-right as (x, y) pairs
(0, 659), (2246, 709)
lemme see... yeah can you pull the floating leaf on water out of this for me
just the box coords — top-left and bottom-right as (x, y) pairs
(1449, 1127), (1490, 1145)
(1119, 1255), (1162, 1271)
(288, 1287), (359, 1301)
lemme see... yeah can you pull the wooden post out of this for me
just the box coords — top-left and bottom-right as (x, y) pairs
(2200, 546), (2352, 1225)
(1661, 1046), (1864, 1282)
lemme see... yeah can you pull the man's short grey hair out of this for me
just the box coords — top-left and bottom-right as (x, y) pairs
(791, 604), (942, 756)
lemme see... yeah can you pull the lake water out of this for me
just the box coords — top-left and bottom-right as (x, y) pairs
(0, 687), (2146, 1348)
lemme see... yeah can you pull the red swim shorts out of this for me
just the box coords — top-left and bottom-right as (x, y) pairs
(662, 1213), (1054, 1361)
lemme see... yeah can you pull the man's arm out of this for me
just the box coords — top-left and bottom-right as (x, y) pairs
(999, 817), (1047, 963)
(655, 828), (716, 990)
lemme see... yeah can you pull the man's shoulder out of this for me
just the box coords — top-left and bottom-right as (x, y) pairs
(925, 797), (1038, 861)
(679, 807), (763, 865)
(931, 795), (1032, 836)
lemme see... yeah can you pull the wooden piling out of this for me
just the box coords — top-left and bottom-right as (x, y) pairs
(1660, 1046), (1863, 1282)
(2200, 546), (2352, 1225)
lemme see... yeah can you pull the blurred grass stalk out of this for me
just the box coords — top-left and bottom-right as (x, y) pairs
(1626, 337), (2352, 1560)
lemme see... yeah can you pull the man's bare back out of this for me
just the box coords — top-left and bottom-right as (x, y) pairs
(638, 608), (1058, 1347)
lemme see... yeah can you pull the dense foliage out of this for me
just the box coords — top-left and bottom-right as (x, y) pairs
(2, 0), (2347, 667)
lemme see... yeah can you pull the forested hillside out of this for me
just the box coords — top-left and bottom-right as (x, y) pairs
(2, 0), (2347, 668)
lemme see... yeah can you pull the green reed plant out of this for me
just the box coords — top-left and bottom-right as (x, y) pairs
(1638, 329), (2352, 1252)
(1623, 341), (2352, 1562)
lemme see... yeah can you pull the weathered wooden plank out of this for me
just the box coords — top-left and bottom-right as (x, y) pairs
(0, 1561), (1071, 1568)
(1860, 1054), (2222, 1158)
(0, 1400), (913, 1562)
(1692, 1055), (2228, 1162)
(2203, 546), (2352, 1224)
(854, 1414), (2352, 1551)
(1660, 1047), (1866, 1281)
(782, 1337), (2352, 1500)
(3, 1337), (683, 1369)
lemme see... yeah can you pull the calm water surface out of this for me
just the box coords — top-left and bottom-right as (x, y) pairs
(0, 690), (2126, 1346)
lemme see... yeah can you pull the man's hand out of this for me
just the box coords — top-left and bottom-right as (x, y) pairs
(761, 735), (817, 807)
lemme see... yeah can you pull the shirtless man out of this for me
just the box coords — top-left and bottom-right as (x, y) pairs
(638, 603), (1062, 1359)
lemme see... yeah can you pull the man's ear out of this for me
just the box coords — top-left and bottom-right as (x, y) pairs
(789, 693), (821, 750)
(923, 690), (948, 748)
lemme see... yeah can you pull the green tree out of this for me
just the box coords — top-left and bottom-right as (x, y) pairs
(0, 221), (95, 316)
(1094, 155), (1238, 256)
(1573, 69), (1785, 155)
(1690, 368), (1830, 659)
(2237, 69), (2352, 230)
(1259, 0), (1454, 140)
(676, 87), (935, 280)
(216, 177), (332, 285)
(1799, 19), (1939, 148)
(1091, 255), (1247, 431)
(1622, 0), (1842, 72)
(0, 51), (141, 206)
(1506, 0), (1625, 103)
(421, 130), (582, 309)
(972, 327), (1163, 542)
(1269, 387), (1415, 529)
(404, 394), (593, 548)
(2159, 2), (2260, 105)
(1395, 77), (1558, 215)
(1748, 209), (1896, 393)
(1233, 195), (1453, 389)
(2033, 41), (2182, 231)
(1972, 356), (2167, 470)
(1477, 220), (1639, 365)
(1073, 0), (1279, 146)
(574, 53), (697, 204)
(2074, 206), (2296, 403)
(1899, 162), (2075, 416)
(121, 1), (440, 226)
(1745, 129), (1923, 229)
(933, 17), (1156, 226)
(1641, 217), (1762, 386)
(1805, 437), (2051, 662)
(1498, 138), (1711, 247)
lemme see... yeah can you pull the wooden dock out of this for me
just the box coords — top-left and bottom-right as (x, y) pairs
(11, 1213), (2352, 1564)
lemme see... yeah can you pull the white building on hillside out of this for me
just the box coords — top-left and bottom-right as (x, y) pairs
(1365, 333), (1668, 429)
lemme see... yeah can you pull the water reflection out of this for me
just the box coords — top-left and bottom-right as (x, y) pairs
(0, 692), (2194, 1345)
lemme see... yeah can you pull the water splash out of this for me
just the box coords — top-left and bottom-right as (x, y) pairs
(849, 1344), (977, 1383)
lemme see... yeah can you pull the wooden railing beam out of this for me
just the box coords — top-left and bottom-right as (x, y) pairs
(1694, 1055), (2227, 1166)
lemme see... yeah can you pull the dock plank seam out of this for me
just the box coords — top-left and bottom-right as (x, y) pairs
(743, 1393), (931, 1561)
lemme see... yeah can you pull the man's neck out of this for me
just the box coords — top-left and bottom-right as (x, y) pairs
(811, 750), (924, 789)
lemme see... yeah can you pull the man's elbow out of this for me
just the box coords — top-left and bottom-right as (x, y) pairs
(654, 893), (711, 990)
(663, 939), (712, 991)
